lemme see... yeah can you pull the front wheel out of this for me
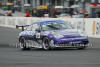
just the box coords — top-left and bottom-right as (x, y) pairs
(42, 37), (51, 50)
(19, 37), (31, 50)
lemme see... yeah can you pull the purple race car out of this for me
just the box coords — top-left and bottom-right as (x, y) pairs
(17, 20), (89, 50)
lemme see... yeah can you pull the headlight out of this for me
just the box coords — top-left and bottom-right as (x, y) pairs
(78, 30), (88, 37)
(52, 33), (63, 39)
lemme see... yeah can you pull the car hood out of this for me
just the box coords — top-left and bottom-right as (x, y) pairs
(45, 29), (82, 38)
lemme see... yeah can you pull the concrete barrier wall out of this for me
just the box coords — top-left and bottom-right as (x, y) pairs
(0, 17), (100, 38)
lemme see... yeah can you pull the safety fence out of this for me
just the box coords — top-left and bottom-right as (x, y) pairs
(0, 17), (100, 38)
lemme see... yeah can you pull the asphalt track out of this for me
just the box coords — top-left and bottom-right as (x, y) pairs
(0, 26), (100, 67)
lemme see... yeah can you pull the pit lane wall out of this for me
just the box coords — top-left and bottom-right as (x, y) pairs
(0, 17), (100, 38)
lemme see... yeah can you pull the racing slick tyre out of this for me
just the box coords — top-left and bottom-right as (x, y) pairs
(19, 37), (31, 50)
(42, 37), (51, 50)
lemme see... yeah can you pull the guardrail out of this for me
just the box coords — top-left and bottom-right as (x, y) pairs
(0, 17), (100, 38)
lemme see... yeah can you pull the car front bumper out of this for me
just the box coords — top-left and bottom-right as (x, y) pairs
(50, 37), (89, 48)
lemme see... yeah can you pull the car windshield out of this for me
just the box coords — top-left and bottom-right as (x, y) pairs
(42, 22), (72, 31)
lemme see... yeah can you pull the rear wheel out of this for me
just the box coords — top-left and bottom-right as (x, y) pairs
(42, 37), (51, 50)
(19, 37), (31, 50)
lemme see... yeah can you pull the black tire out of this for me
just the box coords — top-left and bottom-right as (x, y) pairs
(19, 37), (31, 50)
(42, 37), (51, 50)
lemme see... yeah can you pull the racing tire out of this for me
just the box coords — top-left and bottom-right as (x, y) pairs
(19, 37), (31, 50)
(42, 37), (51, 50)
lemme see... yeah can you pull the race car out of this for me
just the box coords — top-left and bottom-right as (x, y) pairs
(16, 20), (89, 50)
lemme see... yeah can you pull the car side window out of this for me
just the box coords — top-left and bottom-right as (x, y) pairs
(26, 25), (32, 31)
(31, 23), (39, 31)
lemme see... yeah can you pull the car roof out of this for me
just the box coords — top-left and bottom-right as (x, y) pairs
(39, 20), (66, 26)
(40, 20), (65, 23)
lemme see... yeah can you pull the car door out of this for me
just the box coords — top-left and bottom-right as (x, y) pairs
(31, 23), (40, 40)
(25, 23), (40, 40)
(23, 23), (41, 47)
(31, 23), (42, 45)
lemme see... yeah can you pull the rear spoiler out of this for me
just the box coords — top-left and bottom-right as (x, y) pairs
(16, 25), (29, 31)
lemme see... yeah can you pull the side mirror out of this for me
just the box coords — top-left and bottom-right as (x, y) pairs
(35, 28), (41, 32)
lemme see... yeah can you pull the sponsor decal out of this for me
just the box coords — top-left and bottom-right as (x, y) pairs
(92, 21), (100, 35)
(77, 21), (85, 31)
(92, 21), (96, 35)
(96, 22), (100, 35)
(50, 40), (54, 44)
(36, 33), (40, 38)
(69, 41), (82, 44)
